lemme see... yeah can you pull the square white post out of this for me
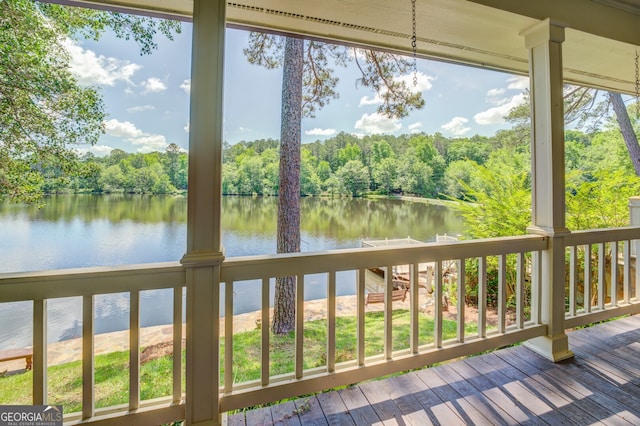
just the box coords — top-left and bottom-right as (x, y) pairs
(522, 19), (574, 362)
(181, 0), (226, 424)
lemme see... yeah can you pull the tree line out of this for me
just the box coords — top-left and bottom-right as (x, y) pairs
(32, 118), (638, 211)
(34, 130), (477, 197)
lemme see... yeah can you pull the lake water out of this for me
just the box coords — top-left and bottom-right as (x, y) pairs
(0, 195), (462, 349)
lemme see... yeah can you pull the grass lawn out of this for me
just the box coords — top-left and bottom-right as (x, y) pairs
(0, 309), (477, 413)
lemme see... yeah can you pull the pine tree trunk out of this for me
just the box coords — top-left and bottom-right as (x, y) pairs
(272, 37), (303, 334)
(609, 92), (640, 176)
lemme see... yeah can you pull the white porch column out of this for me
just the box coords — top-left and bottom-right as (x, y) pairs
(181, 0), (226, 424)
(522, 19), (574, 362)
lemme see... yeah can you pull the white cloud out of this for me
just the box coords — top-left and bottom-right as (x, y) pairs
(354, 112), (402, 134)
(305, 128), (337, 136)
(441, 117), (471, 136)
(142, 77), (167, 93)
(63, 39), (141, 86)
(358, 71), (434, 107)
(184, 122), (190, 133)
(485, 88), (510, 106)
(474, 92), (527, 125)
(127, 105), (155, 113)
(104, 119), (170, 153)
(131, 135), (168, 152)
(396, 72), (435, 92)
(507, 76), (529, 90)
(408, 122), (423, 133)
(105, 119), (143, 138)
(486, 75), (529, 106)
(180, 79), (191, 94)
(486, 88), (506, 97)
(359, 95), (381, 107)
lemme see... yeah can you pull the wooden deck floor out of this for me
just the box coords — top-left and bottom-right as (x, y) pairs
(227, 315), (640, 425)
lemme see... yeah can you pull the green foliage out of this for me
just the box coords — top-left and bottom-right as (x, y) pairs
(336, 160), (370, 197)
(0, 1), (180, 203)
(567, 169), (640, 230)
(372, 157), (399, 194)
(337, 143), (362, 167)
(453, 149), (531, 239)
(40, 149), (188, 195)
(444, 159), (479, 200)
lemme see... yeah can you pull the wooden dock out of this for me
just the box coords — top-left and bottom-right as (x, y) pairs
(228, 314), (640, 425)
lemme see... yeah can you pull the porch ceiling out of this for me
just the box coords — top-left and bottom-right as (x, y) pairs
(59, 0), (640, 94)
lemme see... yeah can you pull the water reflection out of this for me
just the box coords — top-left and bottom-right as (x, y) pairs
(0, 195), (462, 349)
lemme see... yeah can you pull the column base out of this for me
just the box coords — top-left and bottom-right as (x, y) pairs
(189, 415), (226, 426)
(524, 334), (574, 362)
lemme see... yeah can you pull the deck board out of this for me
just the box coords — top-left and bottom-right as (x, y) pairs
(226, 315), (640, 425)
(269, 400), (302, 425)
(416, 366), (491, 425)
(316, 391), (355, 425)
(294, 396), (328, 425)
(494, 347), (607, 425)
(243, 404), (273, 425)
(359, 378), (410, 425)
(338, 386), (382, 425)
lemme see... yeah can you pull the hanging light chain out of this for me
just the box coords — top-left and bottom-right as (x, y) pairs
(411, 0), (418, 87)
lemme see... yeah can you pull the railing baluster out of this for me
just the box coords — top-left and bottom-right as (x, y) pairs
(261, 278), (270, 386)
(434, 261), (443, 348)
(327, 271), (336, 372)
(598, 242), (605, 310)
(531, 251), (541, 324)
(478, 257), (487, 338)
(173, 285), (183, 404)
(611, 241), (618, 307)
(129, 290), (140, 411)
(384, 264), (393, 360)
(32, 299), (47, 405)
(357, 269), (365, 366)
(569, 245), (577, 317)
(584, 244), (592, 313)
(516, 252), (525, 329)
(295, 274), (304, 379)
(410, 263), (419, 353)
(457, 258), (466, 342)
(82, 295), (94, 420)
(498, 255), (506, 334)
(224, 281), (234, 393)
(623, 240), (631, 304)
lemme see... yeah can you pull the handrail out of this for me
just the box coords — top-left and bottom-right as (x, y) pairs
(221, 234), (547, 281)
(0, 262), (184, 303)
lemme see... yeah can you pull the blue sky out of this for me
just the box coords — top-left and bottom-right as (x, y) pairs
(66, 22), (529, 156)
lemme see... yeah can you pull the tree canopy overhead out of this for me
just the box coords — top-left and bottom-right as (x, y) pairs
(0, 0), (180, 203)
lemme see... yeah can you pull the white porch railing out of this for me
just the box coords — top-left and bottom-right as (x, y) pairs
(564, 227), (640, 329)
(3, 229), (640, 423)
(218, 235), (548, 412)
(0, 263), (186, 426)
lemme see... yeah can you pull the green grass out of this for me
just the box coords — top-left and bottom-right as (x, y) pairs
(0, 350), (185, 413)
(0, 309), (477, 413)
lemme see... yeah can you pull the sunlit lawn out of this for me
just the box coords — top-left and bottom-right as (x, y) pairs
(0, 309), (478, 413)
